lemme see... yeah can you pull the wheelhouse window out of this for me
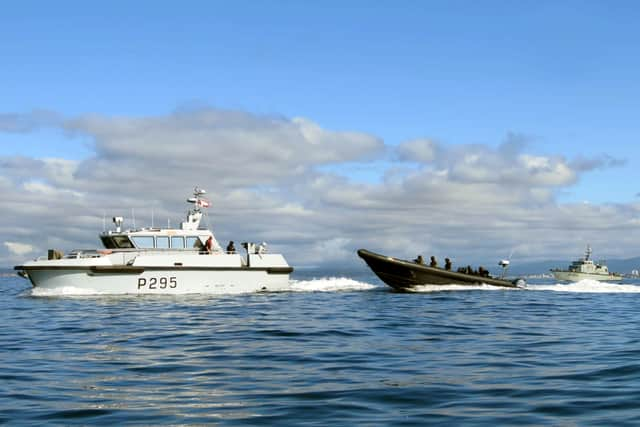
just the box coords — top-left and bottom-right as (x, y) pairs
(156, 236), (169, 249)
(132, 236), (155, 249)
(171, 236), (185, 249)
(186, 236), (202, 249)
(100, 236), (116, 249)
(112, 236), (134, 249)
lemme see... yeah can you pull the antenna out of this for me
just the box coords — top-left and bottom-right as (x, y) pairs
(499, 248), (515, 279)
(151, 208), (155, 228)
(498, 259), (510, 279)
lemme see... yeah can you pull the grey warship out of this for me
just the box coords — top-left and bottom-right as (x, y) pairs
(551, 245), (622, 282)
(357, 249), (523, 291)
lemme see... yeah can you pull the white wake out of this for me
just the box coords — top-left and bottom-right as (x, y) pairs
(408, 283), (519, 292)
(29, 277), (379, 296)
(31, 286), (108, 297)
(30, 278), (640, 296)
(288, 277), (377, 292)
(525, 279), (640, 293)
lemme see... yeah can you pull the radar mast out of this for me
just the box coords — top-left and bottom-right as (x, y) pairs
(182, 187), (210, 231)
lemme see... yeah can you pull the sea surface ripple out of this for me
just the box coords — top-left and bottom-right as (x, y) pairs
(2, 272), (640, 425)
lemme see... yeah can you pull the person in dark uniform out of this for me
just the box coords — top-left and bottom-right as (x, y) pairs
(478, 266), (489, 277)
(226, 240), (236, 254)
(444, 258), (452, 271)
(414, 255), (424, 264)
(430, 256), (438, 268)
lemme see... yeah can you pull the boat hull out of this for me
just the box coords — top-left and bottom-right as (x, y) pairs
(15, 251), (294, 295)
(551, 270), (623, 282)
(357, 249), (520, 290)
(19, 266), (292, 295)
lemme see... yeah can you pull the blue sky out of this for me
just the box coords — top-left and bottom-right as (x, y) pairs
(2, 1), (640, 266)
(3, 2), (639, 163)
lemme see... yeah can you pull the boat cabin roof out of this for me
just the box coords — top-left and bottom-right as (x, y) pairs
(100, 187), (222, 251)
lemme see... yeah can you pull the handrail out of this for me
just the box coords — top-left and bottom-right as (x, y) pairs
(64, 248), (223, 259)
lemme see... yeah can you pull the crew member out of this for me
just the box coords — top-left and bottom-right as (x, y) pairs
(258, 242), (267, 254)
(430, 256), (438, 268)
(414, 255), (424, 265)
(478, 266), (489, 277)
(444, 258), (452, 271)
(205, 236), (213, 254)
(226, 240), (236, 254)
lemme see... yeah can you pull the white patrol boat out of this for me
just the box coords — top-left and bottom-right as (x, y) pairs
(550, 245), (622, 282)
(14, 188), (294, 294)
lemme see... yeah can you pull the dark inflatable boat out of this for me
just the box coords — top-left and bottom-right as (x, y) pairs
(357, 249), (524, 291)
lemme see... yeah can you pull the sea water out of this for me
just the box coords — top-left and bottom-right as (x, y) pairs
(2, 271), (640, 425)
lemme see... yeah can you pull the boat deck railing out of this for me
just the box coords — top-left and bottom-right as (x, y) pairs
(37, 247), (229, 261)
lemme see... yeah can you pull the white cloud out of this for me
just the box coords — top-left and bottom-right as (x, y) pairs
(397, 138), (437, 163)
(4, 242), (34, 256)
(23, 180), (84, 198)
(307, 237), (353, 265)
(0, 107), (634, 269)
(65, 110), (383, 178)
(42, 158), (80, 186)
